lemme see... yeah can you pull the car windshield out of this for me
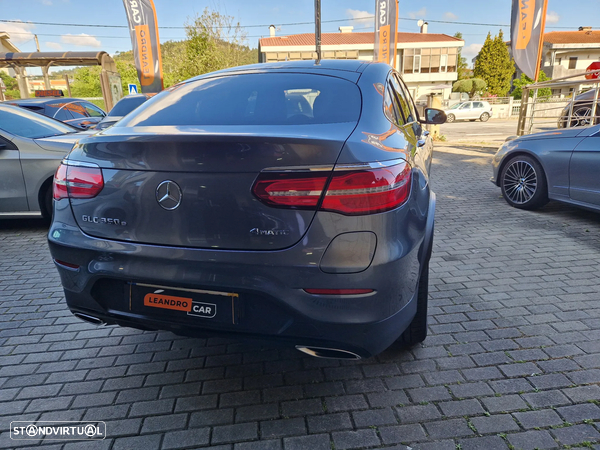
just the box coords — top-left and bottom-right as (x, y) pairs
(117, 73), (361, 127)
(449, 103), (463, 110)
(108, 96), (149, 117)
(0, 105), (76, 138)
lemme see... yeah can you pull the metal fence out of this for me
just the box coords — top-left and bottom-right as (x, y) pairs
(517, 70), (600, 136)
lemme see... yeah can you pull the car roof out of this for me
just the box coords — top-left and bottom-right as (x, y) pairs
(185, 59), (377, 83)
(6, 97), (86, 106)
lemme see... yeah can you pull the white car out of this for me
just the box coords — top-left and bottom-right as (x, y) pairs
(445, 101), (493, 123)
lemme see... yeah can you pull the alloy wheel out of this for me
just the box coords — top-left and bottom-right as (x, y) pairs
(502, 160), (537, 205)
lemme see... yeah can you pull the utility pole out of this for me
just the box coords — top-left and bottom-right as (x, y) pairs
(314, 0), (321, 62)
(35, 34), (52, 90)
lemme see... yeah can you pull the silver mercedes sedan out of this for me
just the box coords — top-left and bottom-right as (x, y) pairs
(492, 125), (600, 211)
(0, 104), (84, 219)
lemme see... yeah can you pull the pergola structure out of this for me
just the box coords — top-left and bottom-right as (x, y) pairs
(0, 51), (122, 110)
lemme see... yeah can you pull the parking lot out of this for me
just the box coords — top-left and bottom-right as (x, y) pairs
(1, 144), (600, 449)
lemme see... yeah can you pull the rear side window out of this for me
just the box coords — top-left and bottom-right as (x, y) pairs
(83, 103), (105, 118)
(474, 102), (484, 108)
(46, 104), (73, 122)
(118, 74), (361, 127)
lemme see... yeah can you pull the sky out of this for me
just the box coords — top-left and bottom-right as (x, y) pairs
(1, 0), (599, 74)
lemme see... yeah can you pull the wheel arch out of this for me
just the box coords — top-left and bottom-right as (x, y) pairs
(496, 150), (548, 187)
(38, 175), (54, 219)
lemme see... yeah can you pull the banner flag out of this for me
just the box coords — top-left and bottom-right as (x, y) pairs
(511, 0), (548, 80)
(122, 0), (164, 93)
(374, 0), (399, 68)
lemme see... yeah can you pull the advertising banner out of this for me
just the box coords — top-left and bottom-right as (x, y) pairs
(511, 0), (548, 80)
(122, 0), (164, 93)
(374, 0), (399, 68)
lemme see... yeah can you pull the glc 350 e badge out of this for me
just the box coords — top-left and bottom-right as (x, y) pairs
(156, 181), (182, 210)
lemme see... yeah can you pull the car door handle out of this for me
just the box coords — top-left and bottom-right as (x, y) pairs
(417, 139), (426, 147)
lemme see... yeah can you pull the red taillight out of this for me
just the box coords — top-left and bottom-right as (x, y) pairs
(304, 289), (374, 295)
(252, 172), (328, 209)
(53, 164), (104, 200)
(322, 163), (411, 215)
(53, 164), (68, 200)
(252, 162), (411, 215)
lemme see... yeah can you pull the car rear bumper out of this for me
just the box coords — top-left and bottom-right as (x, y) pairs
(48, 193), (434, 358)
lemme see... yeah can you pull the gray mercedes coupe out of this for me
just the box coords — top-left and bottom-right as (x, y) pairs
(48, 60), (445, 359)
(492, 125), (600, 211)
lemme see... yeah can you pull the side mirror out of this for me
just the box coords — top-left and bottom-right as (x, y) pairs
(422, 108), (447, 125)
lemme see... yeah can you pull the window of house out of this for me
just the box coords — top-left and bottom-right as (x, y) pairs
(413, 55), (421, 74)
(403, 47), (458, 74)
(440, 54), (448, 73)
(569, 57), (578, 69)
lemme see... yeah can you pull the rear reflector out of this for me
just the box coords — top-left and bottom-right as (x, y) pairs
(54, 163), (104, 200)
(304, 289), (374, 295)
(54, 259), (80, 270)
(253, 162), (411, 215)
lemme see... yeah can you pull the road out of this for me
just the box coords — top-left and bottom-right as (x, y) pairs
(440, 118), (558, 146)
(1, 146), (600, 449)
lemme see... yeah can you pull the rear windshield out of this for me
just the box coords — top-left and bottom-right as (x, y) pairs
(109, 96), (149, 117)
(117, 73), (361, 127)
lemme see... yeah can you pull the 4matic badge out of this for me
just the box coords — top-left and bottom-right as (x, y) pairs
(249, 228), (290, 236)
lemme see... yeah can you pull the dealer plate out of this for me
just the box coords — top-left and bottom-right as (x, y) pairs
(129, 282), (239, 324)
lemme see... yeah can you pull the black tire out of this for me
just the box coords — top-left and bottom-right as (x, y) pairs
(446, 113), (455, 123)
(40, 184), (53, 221)
(394, 262), (429, 347)
(480, 112), (490, 122)
(500, 154), (548, 210)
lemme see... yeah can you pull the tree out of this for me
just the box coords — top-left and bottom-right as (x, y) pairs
(0, 72), (20, 99)
(176, 8), (255, 82)
(511, 72), (552, 99)
(69, 65), (102, 98)
(452, 78), (487, 98)
(474, 30), (515, 96)
(453, 32), (469, 80)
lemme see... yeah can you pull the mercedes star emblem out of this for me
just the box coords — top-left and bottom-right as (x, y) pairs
(156, 180), (183, 210)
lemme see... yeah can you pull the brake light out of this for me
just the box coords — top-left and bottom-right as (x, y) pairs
(53, 163), (104, 200)
(252, 162), (411, 215)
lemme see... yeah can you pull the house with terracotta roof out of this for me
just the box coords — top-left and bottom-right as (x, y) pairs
(540, 28), (600, 81)
(258, 26), (464, 101)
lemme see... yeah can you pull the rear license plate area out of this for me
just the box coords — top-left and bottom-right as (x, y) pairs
(129, 282), (239, 325)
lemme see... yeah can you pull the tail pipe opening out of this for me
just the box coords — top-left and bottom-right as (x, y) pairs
(296, 346), (361, 360)
(73, 312), (105, 326)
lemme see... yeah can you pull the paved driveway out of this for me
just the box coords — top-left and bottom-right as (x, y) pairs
(1, 146), (600, 449)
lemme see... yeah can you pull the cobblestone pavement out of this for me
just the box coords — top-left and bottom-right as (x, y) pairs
(1, 145), (600, 450)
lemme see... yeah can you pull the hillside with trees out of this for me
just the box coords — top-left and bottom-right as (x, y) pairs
(66, 8), (257, 100)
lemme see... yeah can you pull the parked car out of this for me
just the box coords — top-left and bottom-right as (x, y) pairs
(6, 97), (106, 130)
(492, 124), (600, 211)
(0, 103), (83, 219)
(95, 94), (152, 130)
(558, 88), (600, 128)
(445, 100), (492, 123)
(48, 60), (446, 359)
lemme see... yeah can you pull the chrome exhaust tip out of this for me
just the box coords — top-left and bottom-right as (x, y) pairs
(73, 312), (105, 326)
(296, 346), (361, 360)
